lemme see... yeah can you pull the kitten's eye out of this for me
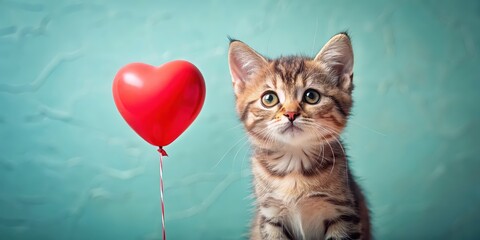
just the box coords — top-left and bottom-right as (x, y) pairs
(303, 89), (321, 104)
(261, 91), (279, 108)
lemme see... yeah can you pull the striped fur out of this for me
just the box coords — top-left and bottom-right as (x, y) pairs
(228, 33), (371, 240)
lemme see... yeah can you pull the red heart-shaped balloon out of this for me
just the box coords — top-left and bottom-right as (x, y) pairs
(113, 60), (206, 147)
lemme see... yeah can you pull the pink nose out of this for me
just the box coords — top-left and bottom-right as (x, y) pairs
(284, 111), (300, 122)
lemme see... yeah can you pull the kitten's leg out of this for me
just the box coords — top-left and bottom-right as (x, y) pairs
(256, 198), (292, 240)
(324, 214), (362, 240)
(258, 215), (291, 240)
(251, 213), (291, 240)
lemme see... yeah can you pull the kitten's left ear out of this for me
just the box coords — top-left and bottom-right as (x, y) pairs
(314, 33), (354, 92)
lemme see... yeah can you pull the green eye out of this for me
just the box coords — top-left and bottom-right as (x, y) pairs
(303, 89), (320, 104)
(261, 91), (279, 108)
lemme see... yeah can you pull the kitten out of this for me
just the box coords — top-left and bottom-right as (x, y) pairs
(227, 33), (371, 240)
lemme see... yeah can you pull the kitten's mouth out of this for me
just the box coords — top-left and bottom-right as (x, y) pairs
(281, 123), (303, 134)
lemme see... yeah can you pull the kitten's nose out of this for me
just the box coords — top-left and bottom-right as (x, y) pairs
(284, 111), (300, 122)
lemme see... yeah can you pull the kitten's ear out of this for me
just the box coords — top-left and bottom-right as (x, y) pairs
(314, 33), (354, 92)
(228, 40), (268, 95)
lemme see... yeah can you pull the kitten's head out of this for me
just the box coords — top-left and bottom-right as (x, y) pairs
(228, 33), (354, 148)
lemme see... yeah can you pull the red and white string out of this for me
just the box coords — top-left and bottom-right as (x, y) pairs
(158, 147), (167, 240)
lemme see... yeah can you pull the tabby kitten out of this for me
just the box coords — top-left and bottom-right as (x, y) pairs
(227, 33), (370, 240)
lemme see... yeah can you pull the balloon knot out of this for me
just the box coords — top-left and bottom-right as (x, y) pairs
(158, 147), (168, 157)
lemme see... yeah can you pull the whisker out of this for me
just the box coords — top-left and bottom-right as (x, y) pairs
(231, 138), (251, 172)
(240, 142), (251, 171)
(317, 125), (349, 188)
(299, 121), (342, 175)
(308, 127), (326, 166)
(212, 134), (249, 169)
(301, 120), (351, 189)
(226, 122), (245, 132)
(349, 119), (387, 136)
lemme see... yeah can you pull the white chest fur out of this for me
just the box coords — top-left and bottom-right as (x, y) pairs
(259, 176), (341, 239)
(252, 150), (344, 239)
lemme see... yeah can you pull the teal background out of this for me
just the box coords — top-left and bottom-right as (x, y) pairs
(1, 0), (479, 239)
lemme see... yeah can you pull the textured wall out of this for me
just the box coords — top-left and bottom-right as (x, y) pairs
(1, 0), (479, 239)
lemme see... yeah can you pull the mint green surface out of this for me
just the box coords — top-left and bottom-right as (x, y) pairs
(1, 0), (479, 239)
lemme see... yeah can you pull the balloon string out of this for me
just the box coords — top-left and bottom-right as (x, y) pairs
(158, 147), (167, 240)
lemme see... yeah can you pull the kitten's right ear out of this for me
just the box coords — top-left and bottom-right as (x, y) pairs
(314, 33), (354, 92)
(228, 40), (268, 95)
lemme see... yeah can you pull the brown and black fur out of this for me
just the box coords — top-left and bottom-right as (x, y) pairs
(228, 33), (371, 240)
